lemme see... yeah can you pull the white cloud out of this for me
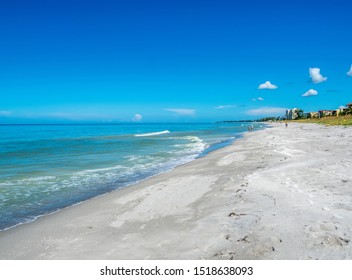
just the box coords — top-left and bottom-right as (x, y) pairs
(339, 105), (346, 109)
(247, 107), (287, 116)
(132, 113), (142, 121)
(164, 108), (195, 116)
(258, 81), (278, 90)
(214, 105), (236, 109)
(347, 65), (352, 76)
(302, 89), (318, 97)
(252, 97), (264, 102)
(309, 67), (327, 83)
(0, 110), (12, 116)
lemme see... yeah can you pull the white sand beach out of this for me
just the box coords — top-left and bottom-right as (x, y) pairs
(1, 123), (352, 259)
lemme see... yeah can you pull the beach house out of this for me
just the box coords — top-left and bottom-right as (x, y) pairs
(318, 110), (336, 118)
(307, 112), (319, 118)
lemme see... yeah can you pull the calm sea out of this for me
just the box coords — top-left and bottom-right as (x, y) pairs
(0, 122), (260, 230)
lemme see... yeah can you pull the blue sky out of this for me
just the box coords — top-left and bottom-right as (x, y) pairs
(1, 0), (351, 123)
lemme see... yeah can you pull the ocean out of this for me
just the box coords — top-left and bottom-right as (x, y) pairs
(0, 122), (260, 231)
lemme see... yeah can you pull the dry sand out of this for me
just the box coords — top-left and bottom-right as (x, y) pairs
(1, 122), (352, 260)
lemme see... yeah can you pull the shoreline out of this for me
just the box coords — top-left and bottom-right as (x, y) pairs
(0, 128), (248, 233)
(1, 123), (352, 259)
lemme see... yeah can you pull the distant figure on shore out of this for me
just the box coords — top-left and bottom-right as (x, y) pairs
(285, 122), (288, 128)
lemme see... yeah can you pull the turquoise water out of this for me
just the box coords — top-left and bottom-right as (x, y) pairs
(0, 123), (260, 230)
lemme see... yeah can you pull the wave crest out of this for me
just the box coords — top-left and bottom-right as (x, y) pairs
(134, 130), (170, 137)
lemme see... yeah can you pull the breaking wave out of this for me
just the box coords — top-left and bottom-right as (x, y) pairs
(134, 130), (170, 137)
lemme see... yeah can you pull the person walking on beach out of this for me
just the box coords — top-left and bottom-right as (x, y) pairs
(285, 122), (288, 128)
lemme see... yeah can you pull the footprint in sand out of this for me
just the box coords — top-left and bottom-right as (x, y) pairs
(237, 234), (283, 258)
(304, 222), (350, 247)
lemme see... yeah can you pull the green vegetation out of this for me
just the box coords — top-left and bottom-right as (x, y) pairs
(290, 114), (352, 126)
(256, 117), (280, 122)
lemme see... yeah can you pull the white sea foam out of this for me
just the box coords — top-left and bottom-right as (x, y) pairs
(134, 130), (170, 137)
(76, 165), (124, 175)
(171, 136), (207, 158)
(184, 136), (207, 151)
(0, 176), (57, 187)
(19, 176), (57, 182)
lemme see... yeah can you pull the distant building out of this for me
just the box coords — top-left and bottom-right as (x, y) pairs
(286, 108), (300, 120)
(307, 112), (319, 118)
(337, 108), (348, 116)
(285, 102), (351, 119)
(286, 109), (292, 120)
(318, 110), (336, 118)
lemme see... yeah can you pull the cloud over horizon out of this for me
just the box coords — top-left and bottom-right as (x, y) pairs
(302, 89), (318, 97)
(214, 105), (236, 109)
(132, 113), (142, 121)
(258, 81), (278, 90)
(164, 108), (195, 116)
(246, 107), (287, 116)
(0, 110), (12, 116)
(309, 67), (327, 83)
(347, 65), (352, 76)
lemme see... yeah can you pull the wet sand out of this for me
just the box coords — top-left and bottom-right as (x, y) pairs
(1, 122), (352, 259)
